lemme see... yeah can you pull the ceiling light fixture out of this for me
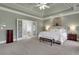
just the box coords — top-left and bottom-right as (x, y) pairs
(36, 3), (49, 10)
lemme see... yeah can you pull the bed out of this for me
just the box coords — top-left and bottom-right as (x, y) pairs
(38, 27), (67, 45)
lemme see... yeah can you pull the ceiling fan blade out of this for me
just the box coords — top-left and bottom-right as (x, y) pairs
(35, 3), (50, 10)
(45, 5), (50, 8)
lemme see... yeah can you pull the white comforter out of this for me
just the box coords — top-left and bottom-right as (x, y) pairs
(38, 28), (67, 44)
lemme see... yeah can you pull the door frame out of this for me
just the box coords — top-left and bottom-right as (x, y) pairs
(16, 19), (37, 41)
(17, 19), (23, 41)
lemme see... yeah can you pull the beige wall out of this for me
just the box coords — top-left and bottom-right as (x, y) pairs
(44, 13), (79, 35)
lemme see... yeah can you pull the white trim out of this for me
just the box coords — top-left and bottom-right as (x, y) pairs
(1, 4), (79, 21)
(0, 36), (36, 44)
(0, 40), (6, 44)
(0, 39), (17, 44)
(14, 3), (41, 16)
(16, 19), (19, 41)
(16, 37), (23, 41)
(0, 38), (21, 44)
(43, 10), (79, 20)
(0, 6), (42, 20)
(16, 19), (23, 41)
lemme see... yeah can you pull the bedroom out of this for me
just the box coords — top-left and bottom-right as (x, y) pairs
(0, 3), (79, 55)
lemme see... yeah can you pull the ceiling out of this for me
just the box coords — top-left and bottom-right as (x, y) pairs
(0, 3), (79, 20)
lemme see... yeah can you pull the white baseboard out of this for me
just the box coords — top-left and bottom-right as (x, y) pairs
(0, 36), (36, 44)
(0, 39), (17, 44)
(17, 37), (23, 41)
(0, 40), (6, 44)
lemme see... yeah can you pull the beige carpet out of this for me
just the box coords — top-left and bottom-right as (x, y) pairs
(0, 37), (79, 55)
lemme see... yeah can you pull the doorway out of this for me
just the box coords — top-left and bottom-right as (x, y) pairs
(17, 19), (37, 40)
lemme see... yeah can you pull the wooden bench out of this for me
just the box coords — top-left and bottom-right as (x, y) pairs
(39, 37), (61, 45)
(39, 37), (55, 46)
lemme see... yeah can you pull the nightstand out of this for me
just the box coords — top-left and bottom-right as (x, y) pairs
(67, 34), (77, 41)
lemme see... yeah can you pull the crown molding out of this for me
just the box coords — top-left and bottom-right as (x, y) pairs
(0, 6), (43, 20)
(1, 5), (79, 21)
(43, 10), (79, 20)
(14, 3), (41, 15)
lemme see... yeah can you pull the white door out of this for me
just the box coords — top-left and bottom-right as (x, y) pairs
(17, 19), (22, 40)
(17, 19), (37, 40)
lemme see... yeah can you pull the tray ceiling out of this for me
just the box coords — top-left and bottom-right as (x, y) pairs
(0, 3), (79, 19)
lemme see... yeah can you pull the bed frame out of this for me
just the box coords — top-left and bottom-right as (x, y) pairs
(39, 37), (55, 46)
(39, 37), (61, 46)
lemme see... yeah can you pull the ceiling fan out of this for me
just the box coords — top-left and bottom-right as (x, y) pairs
(36, 3), (50, 10)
